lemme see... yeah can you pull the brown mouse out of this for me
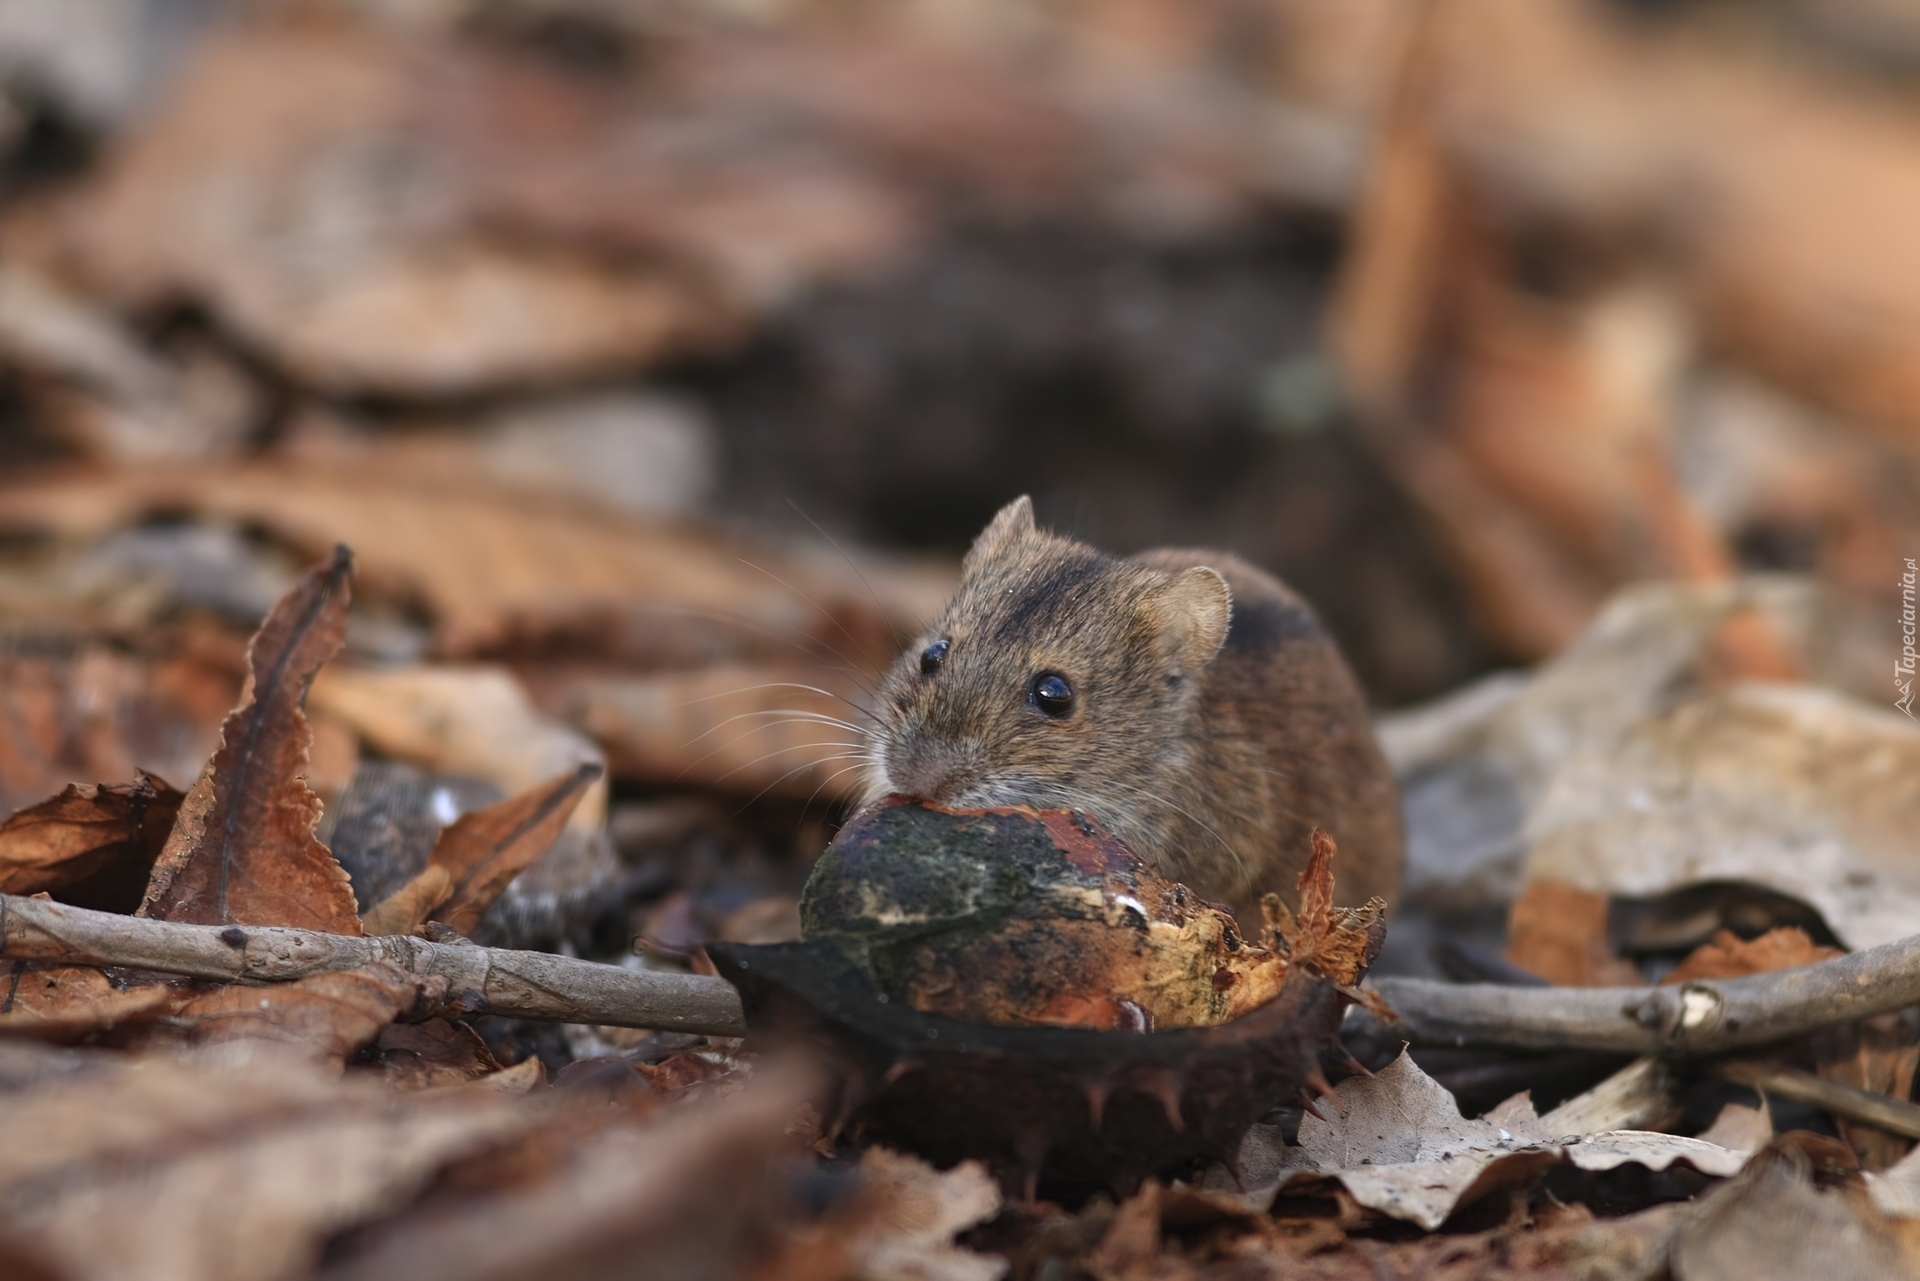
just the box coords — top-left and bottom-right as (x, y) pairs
(861, 496), (1402, 925)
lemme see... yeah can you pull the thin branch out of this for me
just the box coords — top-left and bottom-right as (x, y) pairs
(18, 891), (1918, 1057)
(1720, 1062), (1920, 1141)
(0, 893), (747, 1038)
(1365, 931), (1920, 1056)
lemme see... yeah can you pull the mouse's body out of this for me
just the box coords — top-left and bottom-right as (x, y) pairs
(862, 496), (1402, 925)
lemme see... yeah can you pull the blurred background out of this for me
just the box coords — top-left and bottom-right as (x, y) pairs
(1, 0), (1917, 999)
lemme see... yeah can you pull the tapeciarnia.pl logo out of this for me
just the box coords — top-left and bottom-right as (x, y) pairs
(1900, 557), (1917, 718)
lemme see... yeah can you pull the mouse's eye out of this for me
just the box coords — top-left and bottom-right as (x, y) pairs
(1030, 672), (1074, 718)
(919, 638), (951, 675)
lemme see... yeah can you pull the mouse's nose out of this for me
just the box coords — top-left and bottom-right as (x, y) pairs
(889, 744), (969, 803)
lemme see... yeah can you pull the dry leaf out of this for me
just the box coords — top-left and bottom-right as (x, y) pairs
(0, 646), (233, 821)
(116, 961), (442, 1070)
(1670, 1141), (1920, 1280)
(366, 1019), (503, 1091)
(0, 771), (183, 912)
(1525, 682), (1920, 950)
(1697, 1102), (1773, 1156)
(0, 1051), (537, 1281)
(361, 864), (452, 937)
(0, 464), (912, 670)
(321, 1062), (818, 1281)
(0, 961), (184, 1041)
(1506, 879), (1643, 987)
(139, 546), (363, 935)
(787, 1147), (1006, 1281)
(1662, 927), (1844, 986)
(1277, 1051), (1748, 1230)
(426, 763), (603, 937)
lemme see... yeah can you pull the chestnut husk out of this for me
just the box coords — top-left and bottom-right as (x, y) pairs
(710, 926), (1380, 1200)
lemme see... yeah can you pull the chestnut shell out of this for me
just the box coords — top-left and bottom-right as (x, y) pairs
(710, 933), (1377, 1199)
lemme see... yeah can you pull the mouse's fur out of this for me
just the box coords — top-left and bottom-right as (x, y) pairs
(862, 496), (1403, 923)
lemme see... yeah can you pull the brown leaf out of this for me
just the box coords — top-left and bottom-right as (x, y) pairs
(0, 1051), (538, 1281)
(0, 960), (184, 1041)
(319, 1062), (818, 1281)
(138, 546), (363, 934)
(425, 762), (603, 937)
(761, 1147), (1004, 1281)
(362, 864), (452, 937)
(114, 961), (441, 1070)
(0, 645), (234, 820)
(367, 1019), (503, 1091)
(1662, 927), (1845, 986)
(1671, 1141), (1920, 1279)
(1506, 879), (1644, 987)
(0, 771), (183, 912)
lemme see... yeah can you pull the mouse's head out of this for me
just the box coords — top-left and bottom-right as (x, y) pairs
(863, 496), (1232, 828)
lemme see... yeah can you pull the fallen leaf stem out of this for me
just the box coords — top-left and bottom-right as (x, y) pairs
(0, 892), (747, 1037)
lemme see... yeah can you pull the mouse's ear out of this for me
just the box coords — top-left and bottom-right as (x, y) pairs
(963, 495), (1037, 575)
(1149, 566), (1232, 673)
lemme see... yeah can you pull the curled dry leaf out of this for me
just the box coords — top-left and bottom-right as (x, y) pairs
(361, 864), (452, 937)
(423, 762), (604, 937)
(1525, 682), (1920, 950)
(1275, 1051), (1748, 1230)
(0, 770), (183, 911)
(309, 665), (606, 832)
(139, 546), (363, 935)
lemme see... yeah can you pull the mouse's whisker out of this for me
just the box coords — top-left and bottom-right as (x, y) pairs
(798, 759), (874, 817)
(674, 726), (866, 782)
(675, 681), (878, 722)
(732, 753), (871, 813)
(705, 744), (869, 787)
(735, 556), (893, 689)
(678, 710), (873, 753)
(1086, 778), (1247, 880)
(623, 600), (886, 701)
(786, 499), (913, 650)
(679, 706), (875, 756)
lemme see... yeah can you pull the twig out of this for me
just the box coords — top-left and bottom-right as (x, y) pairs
(0, 893), (747, 1037)
(19, 890), (1918, 1058)
(1364, 931), (1920, 1056)
(1720, 1062), (1920, 1141)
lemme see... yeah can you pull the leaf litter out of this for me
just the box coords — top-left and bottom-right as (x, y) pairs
(5, 2), (1920, 1276)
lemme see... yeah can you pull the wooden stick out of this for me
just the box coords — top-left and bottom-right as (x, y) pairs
(0, 893), (747, 1038)
(13, 890), (1920, 1057)
(1720, 1062), (1920, 1141)
(1365, 930), (1920, 1056)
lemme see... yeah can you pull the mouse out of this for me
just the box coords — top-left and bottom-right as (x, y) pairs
(860, 495), (1403, 925)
